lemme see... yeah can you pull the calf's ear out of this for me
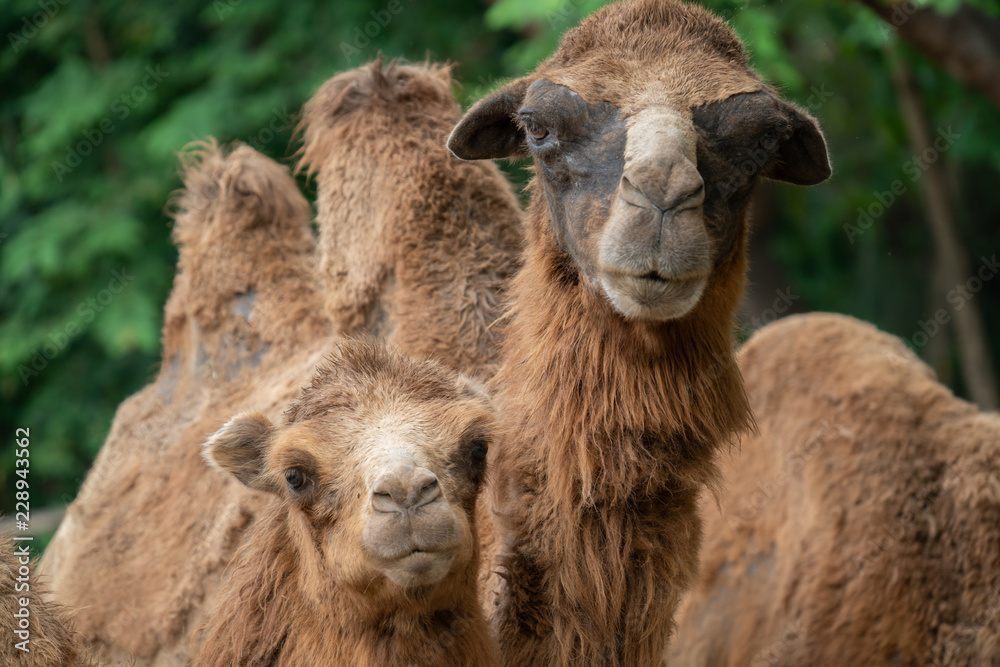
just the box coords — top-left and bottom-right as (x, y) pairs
(448, 77), (531, 161)
(203, 411), (279, 494)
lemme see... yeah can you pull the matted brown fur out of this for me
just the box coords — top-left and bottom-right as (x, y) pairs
(670, 313), (1000, 666)
(297, 59), (523, 378)
(197, 339), (498, 666)
(39, 142), (335, 665)
(1, 535), (101, 666)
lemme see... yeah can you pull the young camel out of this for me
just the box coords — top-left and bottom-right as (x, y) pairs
(448, 0), (831, 663)
(40, 61), (522, 665)
(670, 313), (1000, 667)
(298, 59), (523, 377)
(197, 338), (498, 666)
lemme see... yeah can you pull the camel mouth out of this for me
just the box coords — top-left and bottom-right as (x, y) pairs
(598, 270), (708, 321)
(362, 494), (467, 590)
(636, 271), (670, 284)
(379, 547), (458, 589)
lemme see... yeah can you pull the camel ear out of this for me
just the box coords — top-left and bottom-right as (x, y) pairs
(448, 78), (531, 161)
(765, 98), (831, 186)
(203, 411), (278, 494)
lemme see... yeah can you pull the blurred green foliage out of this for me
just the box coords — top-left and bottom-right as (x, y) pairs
(2, 0), (999, 515)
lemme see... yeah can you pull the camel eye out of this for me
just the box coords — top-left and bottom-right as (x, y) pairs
(526, 121), (548, 141)
(285, 468), (306, 492)
(470, 438), (489, 462)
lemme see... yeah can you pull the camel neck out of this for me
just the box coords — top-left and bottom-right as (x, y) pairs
(492, 227), (751, 504)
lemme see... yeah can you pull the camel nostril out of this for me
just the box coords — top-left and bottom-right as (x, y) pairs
(410, 470), (441, 509)
(371, 468), (441, 512)
(618, 174), (656, 211)
(371, 473), (407, 513)
(619, 157), (705, 215)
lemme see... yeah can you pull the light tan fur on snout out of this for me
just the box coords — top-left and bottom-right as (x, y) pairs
(599, 107), (709, 320)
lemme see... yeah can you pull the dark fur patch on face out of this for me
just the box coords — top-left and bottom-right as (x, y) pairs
(520, 80), (626, 283)
(456, 427), (491, 485)
(518, 82), (804, 279)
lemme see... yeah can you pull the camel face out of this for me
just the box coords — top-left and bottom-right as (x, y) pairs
(449, 0), (830, 322)
(353, 421), (483, 589)
(515, 79), (710, 321)
(204, 340), (493, 596)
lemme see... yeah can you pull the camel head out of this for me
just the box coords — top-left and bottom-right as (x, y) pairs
(203, 339), (493, 597)
(449, 0), (831, 321)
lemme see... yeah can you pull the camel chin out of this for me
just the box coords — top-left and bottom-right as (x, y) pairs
(599, 272), (708, 321)
(378, 549), (460, 589)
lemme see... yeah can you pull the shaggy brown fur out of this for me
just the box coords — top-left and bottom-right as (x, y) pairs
(197, 339), (498, 666)
(39, 142), (335, 664)
(1, 536), (100, 666)
(297, 59), (523, 378)
(448, 1), (830, 664)
(670, 313), (1000, 667)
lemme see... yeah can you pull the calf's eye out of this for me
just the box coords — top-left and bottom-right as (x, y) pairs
(470, 438), (489, 462)
(285, 468), (306, 492)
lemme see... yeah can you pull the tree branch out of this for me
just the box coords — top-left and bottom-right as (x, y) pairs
(859, 0), (1000, 110)
(889, 53), (999, 409)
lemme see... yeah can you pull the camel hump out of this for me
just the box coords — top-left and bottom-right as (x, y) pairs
(738, 312), (937, 403)
(172, 138), (311, 244)
(162, 139), (327, 379)
(295, 57), (458, 177)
